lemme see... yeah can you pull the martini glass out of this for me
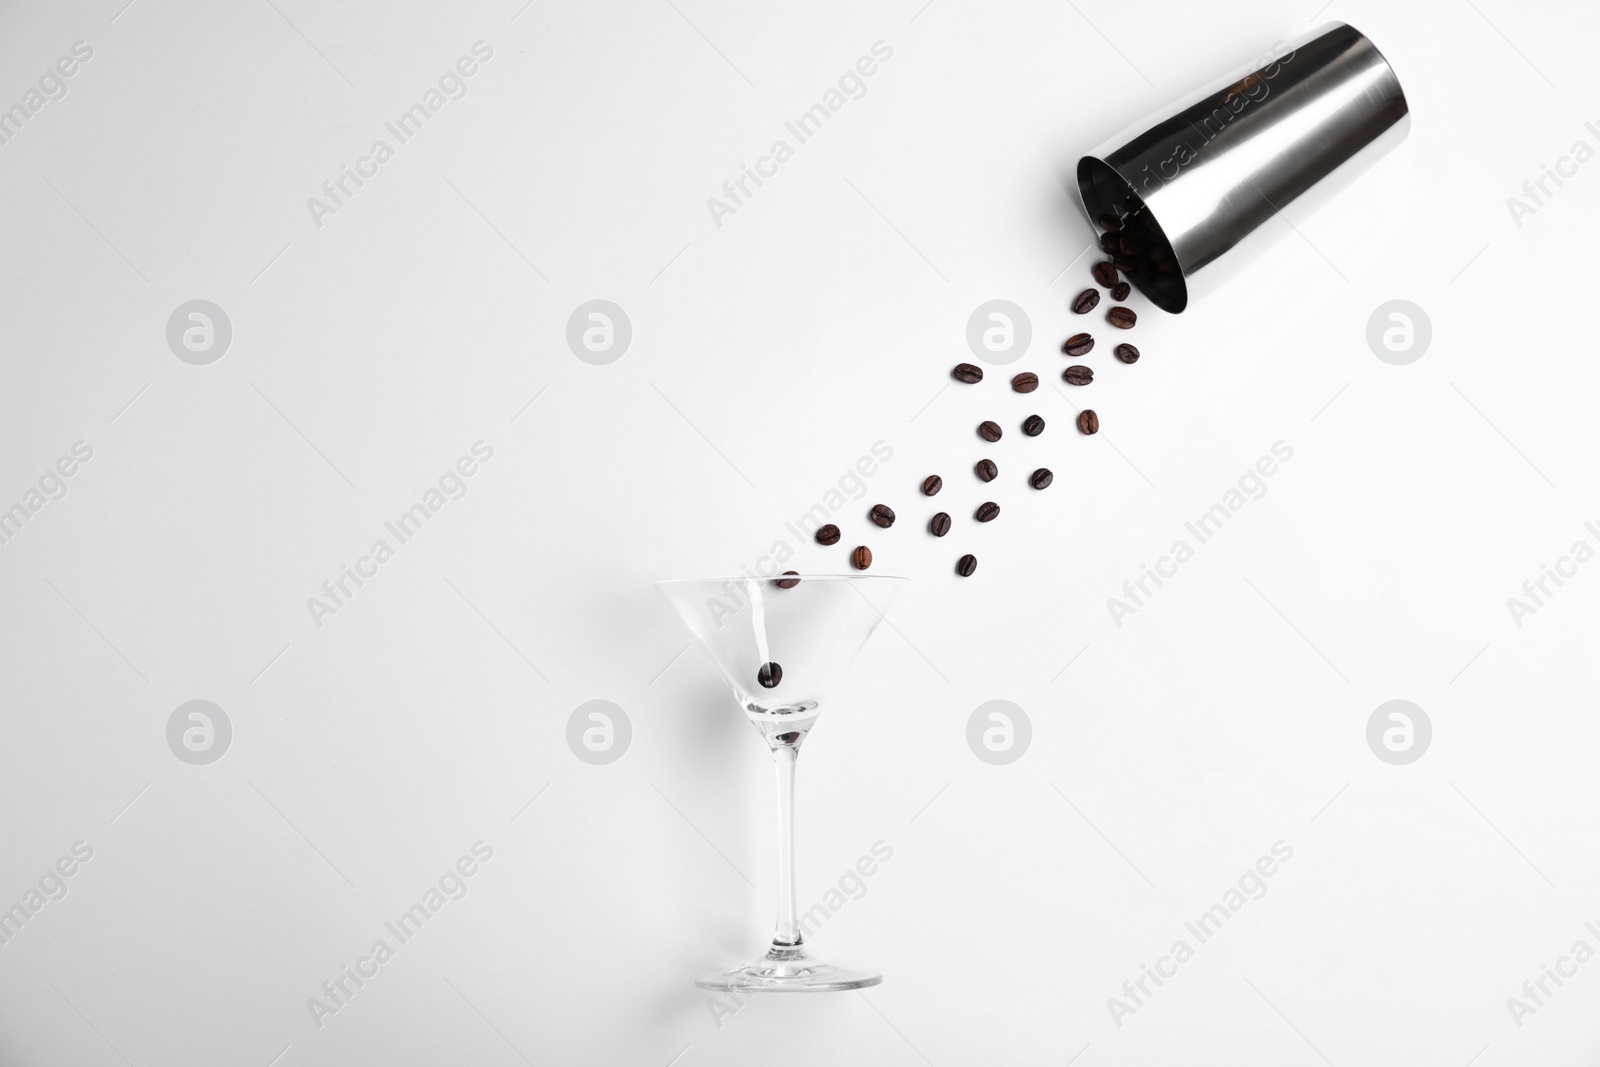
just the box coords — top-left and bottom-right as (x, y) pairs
(655, 573), (905, 992)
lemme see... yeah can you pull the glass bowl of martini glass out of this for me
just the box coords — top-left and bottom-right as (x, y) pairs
(655, 572), (905, 992)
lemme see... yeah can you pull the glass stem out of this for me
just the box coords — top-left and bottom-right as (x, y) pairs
(770, 742), (801, 949)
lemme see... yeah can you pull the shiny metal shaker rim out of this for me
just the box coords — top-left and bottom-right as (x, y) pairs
(1077, 22), (1410, 313)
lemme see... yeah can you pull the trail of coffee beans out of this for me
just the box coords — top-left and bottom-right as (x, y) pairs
(790, 211), (1150, 581)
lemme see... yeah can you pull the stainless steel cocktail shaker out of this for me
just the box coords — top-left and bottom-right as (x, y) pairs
(1077, 22), (1410, 313)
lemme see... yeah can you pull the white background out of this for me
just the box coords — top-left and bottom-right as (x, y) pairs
(2, 0), (1598, 1064)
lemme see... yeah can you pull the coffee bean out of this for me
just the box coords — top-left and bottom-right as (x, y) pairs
(956, 553), (977, 577)
(1098, 232), (1120, 253)
(1063, 365), (1093, 386)
(1098, 213), (1121, 233)
(1030, 467), (1054, 490)
(1092, 261), (1118, 288)
(1113, 252), (1138, 272)
(815, 523), (840, 545)
(1115, 343), (1140, 364)
(1119, 231), (1148, 255)
(1112, 281), (1131, 301)
(1108, 306), (1137, 329)
(953, 363), (984, 383)
(1072, 289), (1100, 314)
(929, 511), (951, 537)
(776, 571), (800, 589)
(758, 661), (783, 688)
(978, 420), (1002, 442)
(851, 545), (872, 570)
(1062, 332), (1094, 357)
(1022, 414), (1045, 436)
(922, 475), (942, 496)
(1011, 371), (1039, 394)
(975, 458), (998, 482)
(975, 501), (1000, 522)
(869, 504), (895, 528)
(1077, 409), (1099, 435)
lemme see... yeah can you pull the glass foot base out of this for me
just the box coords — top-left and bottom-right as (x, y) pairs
(695, 945), (881, 992)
